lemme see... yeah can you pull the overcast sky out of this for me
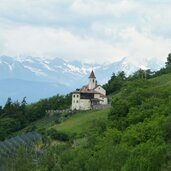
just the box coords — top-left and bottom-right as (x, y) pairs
(0, 0), (171, 64)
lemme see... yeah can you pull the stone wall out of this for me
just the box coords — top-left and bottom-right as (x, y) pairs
(92, 104), (111, 110)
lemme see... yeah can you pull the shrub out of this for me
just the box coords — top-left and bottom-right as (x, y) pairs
(163, 116), (171, 142)
(47, 128), (69, 141)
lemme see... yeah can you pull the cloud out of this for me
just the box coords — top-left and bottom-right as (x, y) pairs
(119, 27), (171, 63)
(0, 26), (126, 63)
(0, 0), (171, 64)
(70, 0), (139, 17)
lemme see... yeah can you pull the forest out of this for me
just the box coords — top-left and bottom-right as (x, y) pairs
(0, 94), (71, 141)
(1, 54), (171, 170)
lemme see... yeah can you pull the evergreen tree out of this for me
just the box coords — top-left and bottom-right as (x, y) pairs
(0, 106), (3, 116)
(117, 71), (126, 80)
(166, 53), (171, 68)
(21, 97), (27, 115)
(165, 53), (171, 68)
(3, 97), (12, 115)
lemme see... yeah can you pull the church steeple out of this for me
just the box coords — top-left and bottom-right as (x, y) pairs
(88, 70), (96, 90)
(89, 70), (96, 79)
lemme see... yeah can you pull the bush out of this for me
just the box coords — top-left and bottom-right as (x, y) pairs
(47, 128), (69, 141)
(163, 116), (171, 142)
(25, 125), (37, 132)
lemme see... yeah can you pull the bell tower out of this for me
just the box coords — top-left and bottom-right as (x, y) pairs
(88, 70), (96, 90)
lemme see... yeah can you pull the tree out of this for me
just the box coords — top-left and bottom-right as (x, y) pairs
(0, 106), (3, 116)
(103, 71), (126, 95)
(132, 69), (146, 80)
(21, 97), (27, 116)
(117, 71), (126, 80)
(3, 97), (13, 116)
(21, 97), (27, 106)
(165, 53), (171, 68)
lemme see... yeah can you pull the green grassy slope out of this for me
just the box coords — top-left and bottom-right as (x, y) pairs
(51, 108), (109, 135)
(14, 108), (109, 137)
(149, 73), (171, 89)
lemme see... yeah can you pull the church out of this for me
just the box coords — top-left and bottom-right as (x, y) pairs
(71, 70), (108, 110)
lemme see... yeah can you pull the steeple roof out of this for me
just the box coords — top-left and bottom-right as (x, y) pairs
(89, 70), (96, 78)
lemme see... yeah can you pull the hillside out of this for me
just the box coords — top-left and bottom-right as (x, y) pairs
(16, 108), (109, 137)
(1, 72), (171, 170)
(26, 73), (171, 135)
(51, 109), (109, 134)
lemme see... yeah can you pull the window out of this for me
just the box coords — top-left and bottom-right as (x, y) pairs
(73, 100), (75, 103)
(80, 93), (93, 99)
(73, 95), (75, 98)
(77, 100), (79, 103)
(77, 95), (79, 98)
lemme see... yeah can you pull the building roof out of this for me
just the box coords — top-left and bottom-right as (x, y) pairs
(72, 89), (100, 94)
(72, 84), (107, 97)
(100, 94), (106, 98)
(72, 84), (99, 94)
(72, 70), (107, 97)
(89, 70), (96, 78)
(91, 98), (103, 101)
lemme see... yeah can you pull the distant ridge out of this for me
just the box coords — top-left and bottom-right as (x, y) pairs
(0, 56), (164, 105)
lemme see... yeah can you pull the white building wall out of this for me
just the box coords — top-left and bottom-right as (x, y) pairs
(71, 93), (80, 110)
(99, 97), (108, 105)
(88, 78), (96, 90)
(94, 86), (106, 96)
(72, 93), (91, 110)
(94, 93), (100, 99)
(79, 99), (91, 110)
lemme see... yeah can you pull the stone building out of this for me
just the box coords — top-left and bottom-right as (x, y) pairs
(71, 70), (108, 110)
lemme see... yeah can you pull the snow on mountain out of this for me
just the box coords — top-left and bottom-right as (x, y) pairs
(0, 55), (164, 105)
(23, 65), (47, 77)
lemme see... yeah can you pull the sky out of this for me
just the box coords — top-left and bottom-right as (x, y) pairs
(0, 0), (171, 64)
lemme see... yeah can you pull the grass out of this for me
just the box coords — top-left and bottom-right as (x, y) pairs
(13, 108), (110, 138)
(51, 108), (109, 136)
(146, 73), (171, 93)
(150, 73), (171, 85)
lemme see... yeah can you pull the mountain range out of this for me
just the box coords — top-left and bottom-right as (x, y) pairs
(0, 55), (165, 105)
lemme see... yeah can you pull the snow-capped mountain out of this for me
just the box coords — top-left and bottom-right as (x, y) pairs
(0, 55), (164, 105)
